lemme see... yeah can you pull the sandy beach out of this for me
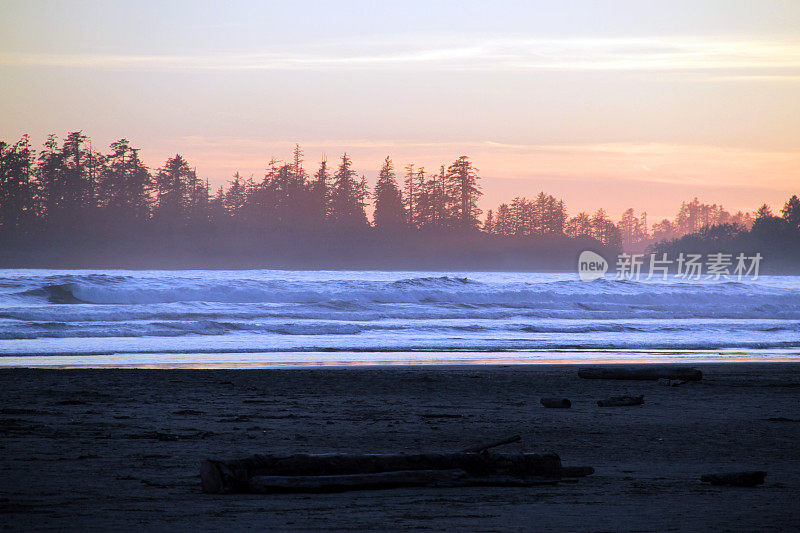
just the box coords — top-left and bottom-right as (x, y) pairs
(1, 363), (799, 531)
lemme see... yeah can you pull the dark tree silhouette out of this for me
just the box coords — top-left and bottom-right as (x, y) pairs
(565, 212), (592, 239)
(329, 153), (368, 229)
(261, 153), (310, 229)
(154, 154), (193, 227)
(0, 135), (35, 232)
(653, 194), (800, 273)
(591, 209), (622, 247)
(494, 203), (512, 236)
(223, 172), (247, 219)
(482, 209), (494, 234)
(488, 193), (566, 237)
(403, 163), (417, 227)
(186, 169), (210, 227)
(309, 157), (330, 226)
(782, 195), (800, 230)
(445, 156), (481, 229)
(97, 139), (152, 222)
(35, 132), (99, 229)
(2, 131), (797, 271)
(422, 165), (449, 229)
(755, 204), (773, 220)
(373, 156), (406, 231)
(412, 167), (435, 228)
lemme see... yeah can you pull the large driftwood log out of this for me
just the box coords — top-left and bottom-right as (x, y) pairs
(248, 469), (468, 493)
(578, 367), (702, 381)
(700, 471), (766, 487)
(201, 452), (562, 494)
(245, 469), (561, 493)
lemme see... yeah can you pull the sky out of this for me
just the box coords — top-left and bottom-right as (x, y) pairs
(1, 0), (799, 221)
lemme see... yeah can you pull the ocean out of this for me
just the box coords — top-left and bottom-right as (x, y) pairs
(1, 269), (799, 368)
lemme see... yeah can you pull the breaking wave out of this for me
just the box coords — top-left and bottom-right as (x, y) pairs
(1, 270), (800, 353)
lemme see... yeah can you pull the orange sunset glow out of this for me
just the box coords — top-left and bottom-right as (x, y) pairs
(2, 1), (799, 221)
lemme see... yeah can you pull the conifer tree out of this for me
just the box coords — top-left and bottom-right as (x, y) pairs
(35, 132), (98, 227)
(224, 172), (247, 218)
(482, 209), (494, 234)
(429, 165), (449, 228)
(403, 163), (417, 227)
(34, 134), (62, 221)
(781, 195), (800, 229)
(446, 156), (482, 229)
(494, 203), (512, 236)
(413, 167), (433, 228)
(310, 157), (330, 225)
(97, 139), (152, 221)
(329, 153), (368, 228)
(373, 156), (406, 231)
(153, 154), (192, 225)
(566, 212), (592, 238)
(0, 135), (36, 231)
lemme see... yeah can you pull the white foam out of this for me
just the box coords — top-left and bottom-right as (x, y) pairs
(1, 270), (799, 354)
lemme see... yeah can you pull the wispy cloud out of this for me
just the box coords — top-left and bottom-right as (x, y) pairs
(3, 36), (800, 77)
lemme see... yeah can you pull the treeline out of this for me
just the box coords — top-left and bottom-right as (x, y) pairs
(651, 195), (800, 271)
(483, 198), (621, 247)
(0, 132), (792, 269)
(0, 133), (484, 240)
(481, 198), (755, 250)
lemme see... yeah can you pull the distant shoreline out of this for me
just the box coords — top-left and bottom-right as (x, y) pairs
(2, 251), (798, 274)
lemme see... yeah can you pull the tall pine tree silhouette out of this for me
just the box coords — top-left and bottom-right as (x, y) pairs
(373, 156), (406, 231)
(446, 156), (482, 229)
(329, 153), (368, 229)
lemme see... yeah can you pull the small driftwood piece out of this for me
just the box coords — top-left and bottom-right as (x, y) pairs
(578, 367), (702, 381)
(201, 451), (562, 494)
(540, 398), (571, 408)
(461, 434), (521, 453)
(597, 395), (644, 407)
(700, 471), (766, 487)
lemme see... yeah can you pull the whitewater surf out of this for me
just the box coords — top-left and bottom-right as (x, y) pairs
(1, 269), (799, 364)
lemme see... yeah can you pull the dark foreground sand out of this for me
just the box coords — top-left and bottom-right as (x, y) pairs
(1, 363), (799, 532)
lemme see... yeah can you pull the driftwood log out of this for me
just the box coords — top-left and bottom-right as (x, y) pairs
(246, 469), (564, 493)
(540, 398), (571, 408)
(700, 471), (766, 487)
(248, 469), (468, 493)
(597, 395), (644, 407)
(201, 452), (572, 494)
(578, 367), (702, 381)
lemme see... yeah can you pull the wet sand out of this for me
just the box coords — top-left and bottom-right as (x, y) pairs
(1, 363), (799, 531)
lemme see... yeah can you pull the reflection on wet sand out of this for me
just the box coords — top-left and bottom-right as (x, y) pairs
(2, 349), (798, 369)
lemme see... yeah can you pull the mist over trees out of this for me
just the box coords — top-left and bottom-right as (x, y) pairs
(0, 132), (796, 270)
(0, 133), (486, 239)
(652, 197), (800, 270)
